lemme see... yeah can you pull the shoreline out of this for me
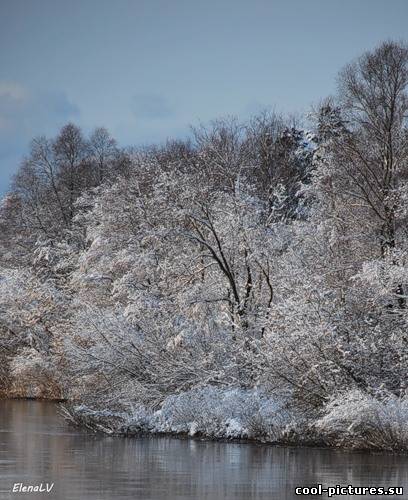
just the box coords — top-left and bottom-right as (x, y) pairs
(2, 395), (408, 455)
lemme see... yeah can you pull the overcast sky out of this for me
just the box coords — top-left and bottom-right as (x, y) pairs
(1, 0), (408, 195)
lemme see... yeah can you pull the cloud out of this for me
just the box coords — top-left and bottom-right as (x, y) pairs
(0, 82), (27, 102)
(0, 84), (79, 136)
(0, 82), (79, 195)
(132, 94), (174, 120)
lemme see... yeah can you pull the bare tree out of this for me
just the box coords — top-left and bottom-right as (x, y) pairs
(192, 117), (249, 193)
(338, 41), (408, 248)
(88, 127), (118, 184)
(53, 123), (90, 225)
(324, 41), (408, 308)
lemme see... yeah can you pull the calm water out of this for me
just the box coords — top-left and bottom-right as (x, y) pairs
(1, 400), (408, 500)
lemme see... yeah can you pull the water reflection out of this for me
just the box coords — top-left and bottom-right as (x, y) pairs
(0, 400), (407, 499)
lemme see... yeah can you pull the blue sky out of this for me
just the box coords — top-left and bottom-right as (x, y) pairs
(1, 0), (408, 194)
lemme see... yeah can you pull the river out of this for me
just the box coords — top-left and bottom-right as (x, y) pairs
(1, 400), (408, 499)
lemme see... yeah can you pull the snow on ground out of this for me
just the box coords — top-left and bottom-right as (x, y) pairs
(67, 387), (408, 451)
(70, 387), (297, 442)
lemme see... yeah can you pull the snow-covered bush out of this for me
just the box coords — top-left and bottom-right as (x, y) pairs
(66, 386), (296, 442)
(315, 390), (408, 451)
(9, 347), (61, 399)
(0, 268), (66, 398)
(154, 387), (292, 440)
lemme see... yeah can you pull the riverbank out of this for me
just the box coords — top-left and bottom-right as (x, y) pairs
(59, 386), (408, 453)
(3, 389), (408, 453)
